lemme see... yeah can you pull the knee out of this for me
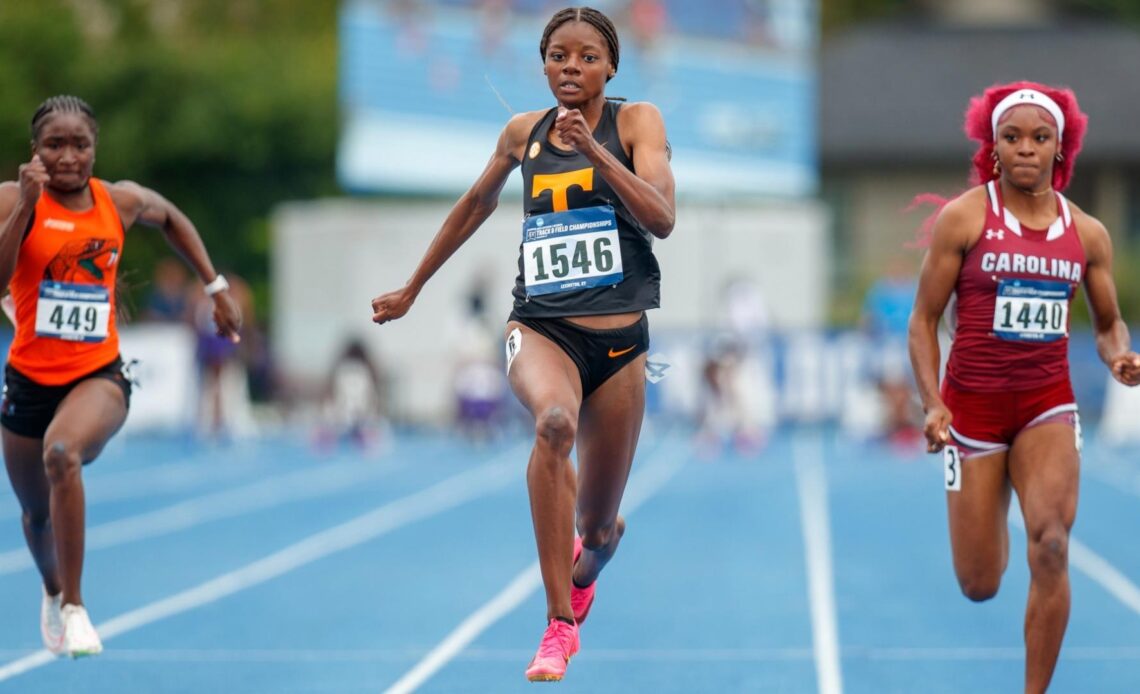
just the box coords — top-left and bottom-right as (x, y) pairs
(1028, 524), (1069, 577)
(22, 508), (50, 532)
(43, 442), (82, 485)
(958, 573), (1001, 602)
(534, 407), (576, 458)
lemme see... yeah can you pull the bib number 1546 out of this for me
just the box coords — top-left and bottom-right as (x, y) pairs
(530, 237), (614, 281)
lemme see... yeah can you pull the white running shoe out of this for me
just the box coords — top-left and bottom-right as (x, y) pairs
(40, 589), (64, 655)
(60, 604), (102, 658)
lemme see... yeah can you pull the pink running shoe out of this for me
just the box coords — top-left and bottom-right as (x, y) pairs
(570, 536), (596, 625)
(524, 619), (580, 682)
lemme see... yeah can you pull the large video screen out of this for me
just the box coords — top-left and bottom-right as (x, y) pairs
(338, 1), (817, 198)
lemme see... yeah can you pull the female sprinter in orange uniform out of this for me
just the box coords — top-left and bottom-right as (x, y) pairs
(909, 82), (1140, 693)
(370, 7), (674, 682)
(0, 96), (242, 657)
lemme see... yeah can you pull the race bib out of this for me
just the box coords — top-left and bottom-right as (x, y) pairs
(522, 205), (623, 297)
(34, 281), (111, 343)
(992, 278), (1071, 343)
(943, 445), (962, 492)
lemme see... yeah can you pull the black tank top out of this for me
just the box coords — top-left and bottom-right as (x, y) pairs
(511, 101), (661, 318)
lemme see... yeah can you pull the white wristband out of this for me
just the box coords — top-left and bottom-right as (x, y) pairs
(204, 274), (229, 296)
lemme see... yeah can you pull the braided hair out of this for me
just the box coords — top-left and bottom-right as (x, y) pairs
(31, 95), (98, 143)
(539, 7), (620, 82)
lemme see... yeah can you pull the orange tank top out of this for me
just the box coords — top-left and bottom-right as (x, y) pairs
(7, 178), (124, 384)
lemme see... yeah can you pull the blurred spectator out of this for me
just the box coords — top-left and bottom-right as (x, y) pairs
(478, 0), (512, 59)
(142, 257), (191, 323)
(451, 272), (508, 442)
(860, 257), (921, 447)
(742, 0), (776, 47)
(724, 274), (770, 348)
(627, 0), (667, 55)
(192, 272), (258, 441)
(697, 277), (776, 456)
(391, 0), (429, 56)
(315, 337), (389, 453)
(862, 257), (916, 342)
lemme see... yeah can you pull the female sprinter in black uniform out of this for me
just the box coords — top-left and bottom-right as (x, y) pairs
(370, 6), (674, 682)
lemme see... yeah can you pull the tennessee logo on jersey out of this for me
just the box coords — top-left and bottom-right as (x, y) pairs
(532, 167), (594, 212)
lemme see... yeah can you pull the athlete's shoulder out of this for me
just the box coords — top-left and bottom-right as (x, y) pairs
(505, 109), (550, 142)
(102, 179), (161, 227)
(615, 101), (664, 126)
(1066, 198), (1110, 247)
(103, 179), (147, 210)
(617, 100), (662, 116)
(500, 109), (551, 160)
(938, 186), (987, 227)
(1063, 196), (1100, 230)
(0, 182), (21, 217)
(926, 186), (986, 250)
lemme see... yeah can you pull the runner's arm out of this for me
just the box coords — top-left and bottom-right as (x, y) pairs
(908, 200), (973, 414)
(594, 102), (674, 239)
(371, 114), (530, 324)
(1079, 214), (1140, 385)
(0, 183), (29, 293)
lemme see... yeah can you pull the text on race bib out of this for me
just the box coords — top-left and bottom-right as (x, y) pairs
(992, 278), (1071, 343)
(522, 205), (623, 297)
(944, 445), (962, 491)
(34, 281), (111, 343)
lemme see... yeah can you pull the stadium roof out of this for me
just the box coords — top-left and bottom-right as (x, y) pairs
(820, 22), (1140, 166)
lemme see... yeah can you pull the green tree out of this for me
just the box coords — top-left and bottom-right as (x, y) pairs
(0, 0), (340, 322)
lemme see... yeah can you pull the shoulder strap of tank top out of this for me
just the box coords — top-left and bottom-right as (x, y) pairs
(526, 107), (559, 144)
(985, 180), (1001, 215)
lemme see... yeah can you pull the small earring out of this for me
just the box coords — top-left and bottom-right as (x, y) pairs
(992, 157), (1001, 177)
(1055, 152), (1064, 162)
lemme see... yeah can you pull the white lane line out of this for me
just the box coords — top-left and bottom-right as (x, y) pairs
(0, 454), (405, 575)
(383, 438), (689, 694)
(0, 449), (272, 520)
(5, 645), (1140, 665)
(1068, 538), (1140, 616)
(0, 444), (289, 519)
(1008, 511), (1140, 618)
(793, 434), (843, 694)
(0, 447), (524, 684)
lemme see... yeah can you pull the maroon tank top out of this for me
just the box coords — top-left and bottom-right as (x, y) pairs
(945, 181), (1086, 392)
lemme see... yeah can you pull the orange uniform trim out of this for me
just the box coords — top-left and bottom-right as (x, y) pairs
(7, 179), (125, 385)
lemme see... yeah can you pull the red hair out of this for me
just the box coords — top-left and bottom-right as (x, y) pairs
(966, 80), (1087, 192)
(911, 81), (1089, 246)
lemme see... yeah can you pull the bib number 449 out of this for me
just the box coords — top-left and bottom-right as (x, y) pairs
(35, 281), (111, 343)
(48, 304), (100, 333)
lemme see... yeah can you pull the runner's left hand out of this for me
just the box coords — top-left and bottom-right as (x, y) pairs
(1110, 351), (1140, 386)
(212, 291), (243, 343)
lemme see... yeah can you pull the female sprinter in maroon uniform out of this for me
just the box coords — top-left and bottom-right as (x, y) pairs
(370, 7), (673, 682)
(909, 82), (1140, 693)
